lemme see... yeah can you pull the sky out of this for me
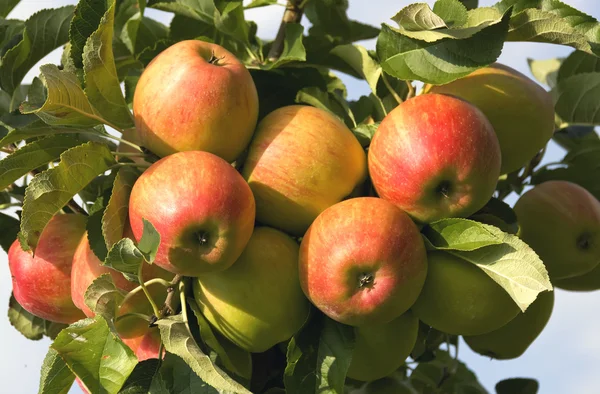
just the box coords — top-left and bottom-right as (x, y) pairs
(1, 0), (599, 393)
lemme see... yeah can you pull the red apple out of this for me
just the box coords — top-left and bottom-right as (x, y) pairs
(122, 328), (162, 361)
(8, 214), (86, 324)
(368, 94), (501, 223)
(71, 229), (173, 317)
(299, 197), (427, 326)
(133, 40), (259, 162)
(129, 151), (256, 276)
(242, 105), (367, 236)
(514, 181), (600, 280)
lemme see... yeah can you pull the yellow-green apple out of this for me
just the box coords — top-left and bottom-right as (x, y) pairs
(299, 197), (427, 326)
(411, 251), (519, 336)
(554, 265), (600, 291)
(133, 40), (258, 162)
(347, 311), (418, 382)
(514, 181), (600, 280)
(368, 94), (501, 224)
(71, 229), (173, 317)
(193, 227), (310, 353)
(464, 290), (554, 359)
(129, 151), (256, 276)
(425, 63), (555, 174)
(241, 105), (367, 236)
(8, 214), (86, 324)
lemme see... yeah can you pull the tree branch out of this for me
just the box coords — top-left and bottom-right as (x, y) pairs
(159, 274), (183, 318)
(267, 0), (305, 62)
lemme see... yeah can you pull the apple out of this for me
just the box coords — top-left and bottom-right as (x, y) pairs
(122, 328), (162, 361)
(133, 40), (258, 162)
(464, 290), (554, 359)
(129, 151), (256, 276)
(411, 251), (520, 336)
(347, 311), (418, 382)
(8, 214), (86, 324)
(193, 227), (310, 353)
(425, 63), (555, 174)
(514, 181), (600, 280)
(299, 197), (427, 327)
(241, 105), (367, 236)
(368, 94), (501, 224)
(351, 378), (418, 394)
(71, 229), (173, 317)
(554, 265), (600, 291)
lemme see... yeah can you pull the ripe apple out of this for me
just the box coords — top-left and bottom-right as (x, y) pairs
(425, 63), (555, 174)
(347, 311), (418, 382)
(71, 229), (173, 317)
(411, 251), (520, 336)
(133, 40), (258, 162)
(464, 290), (554, 359)
(129, 151), (256, 276)
(193, 227), (310, 353)
(241, 105), (367, 236)
(8, 214), (86, 324)
(122, 327), (162, 361)
(514, 181), (600, 280)
(299, 197), (427, 326)
(368, 94), (501, 224)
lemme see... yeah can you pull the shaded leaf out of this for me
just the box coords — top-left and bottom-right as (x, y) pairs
(554, 72), (600, 126)
(102, 167), (138, 249)
(352, 122), (378, 148)
(104, 238), (144, 282)
(422, 218), (504, 251)
(69, 0), (108, 69)
(331, 44), (381, 94)
(0, 0), (19, 18)
(38, 348), (75, 394)
(150, 352), (218, 393)
(284, 312), (323, 394)
(315, 318), (354, 393)
(0, 211), (19, 252)
(0, 121), (105, 147)
(496, 378), (539, 394)
(137, 218), (160, 263)
(84, 274), (125, 320)
(557, 50), (600, 82)
(120, 359), (161, 394)
(262, 23), (305, 69)
(8, 293), (46, 340)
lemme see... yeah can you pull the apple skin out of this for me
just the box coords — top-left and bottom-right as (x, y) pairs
(514, 181), (600, 280)
(122, 328), (162, 361)
(425, 63), (555, 174)
(299, 197), (428, 327)
(133, 40), (258, 162)
(368, 94), (501, 224)
(554, 265), (600, 291)
(464, 290), (554, 359)
(193, 227), (310, 353)
(71, 229), (173, 317)
(241, 105), (367, 236)
(411, 251), (520, 336)
(347, 311), (418, 382)
(129, 151), (256, 276)
(8, 214), (87, 324)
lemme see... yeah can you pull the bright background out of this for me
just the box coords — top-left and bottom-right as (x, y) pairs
(1, 1), (599, 393)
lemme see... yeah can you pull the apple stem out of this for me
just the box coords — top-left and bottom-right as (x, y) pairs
(406, 81), (416, 100)
(179, 280), (189, 325)
(268, 0), (305, 62)
(138, 263), (162, 319)
(382, 73), (404, 105)
(158, 274), (183, 319)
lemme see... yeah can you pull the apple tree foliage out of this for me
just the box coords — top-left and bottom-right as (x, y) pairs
(0, 0), (598, 393)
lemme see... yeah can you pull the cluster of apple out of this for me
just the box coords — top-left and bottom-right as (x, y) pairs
(7, 38), (600, 387)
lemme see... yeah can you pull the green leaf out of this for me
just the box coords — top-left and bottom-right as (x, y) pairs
(422, 218), (504, 251)
(470, 197), (519, 235)
(88, 207), (109, 261)
(495, 378), (539, 394)
(0, 0), (19, 18)
(284, 312), (323, 394)
(459, 0), (478, 10)
(262, 23), (305, 69)
(0, 212), (19, 252)
(0, 6), (74, 94)
(84, 274), (125, 320)
(502, 2), (600, 57)
(187, 297), (252, 380)
(102, 167), (138, 250)
(411, 350), (486, 393)
(19, 141), (115, 250)
(244, 0), (277, 9)
(554, 72), (600, 126)
(532, 164), (600, 201)
(527, 57), (562, 88)
(156, 315), (251, 394)
(331, 44), (381, 94)
(8, 293), (46, 340)
(315, 318), (354, 393)
(52, 316), (138, 394)
(70, 0), (109, 69)
(557, 51), (600, 82)
(377, 10), (511, 84)
(38, 348), (76, 394)
(122, 14), (169, 56)
(137, 218), (160, 263)
(447, 223), (553, 311)
(104, 238), (144, 282)
(0, 135), (81, 190)
(352, 122), (378, 148)
(20, 65), (103, 127)
(150, 353), (218, 393)
(120, 359), (161, 394)
(296, 87), (355, 128)
(0, 18), (24, 56)
(553, 125), (599, 151)
(304, 0), (378, 40)
(0, 121), (105, 147)
(82, 0), (135, 129)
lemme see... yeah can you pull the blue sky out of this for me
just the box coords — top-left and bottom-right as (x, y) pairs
(1, 1), (599, 393)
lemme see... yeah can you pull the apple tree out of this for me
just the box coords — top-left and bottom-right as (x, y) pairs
(1, 0), (599, 393)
